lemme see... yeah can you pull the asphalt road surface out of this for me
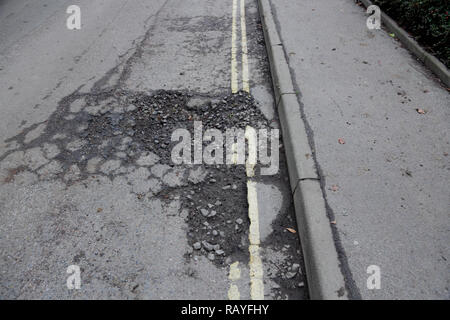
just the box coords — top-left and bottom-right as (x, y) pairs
(0, 0), (307, 299)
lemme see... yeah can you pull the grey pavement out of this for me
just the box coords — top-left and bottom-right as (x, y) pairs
(0, 0), (306, 299)
(269, 0), (449, 299)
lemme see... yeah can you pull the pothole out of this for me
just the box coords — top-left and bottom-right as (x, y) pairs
(1, 88), (272, 266)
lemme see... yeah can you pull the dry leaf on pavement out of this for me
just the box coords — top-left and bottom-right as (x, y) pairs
(416, 108), (426, 114)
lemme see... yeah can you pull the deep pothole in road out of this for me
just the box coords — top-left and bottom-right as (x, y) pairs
(1, 89), (268, 266)
(1, 88), (307, 298)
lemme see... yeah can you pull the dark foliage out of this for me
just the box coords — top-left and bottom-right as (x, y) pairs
(372, 0), (449, 68)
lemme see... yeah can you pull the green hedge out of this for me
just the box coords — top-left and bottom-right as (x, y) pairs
(371, 0), (450, 69)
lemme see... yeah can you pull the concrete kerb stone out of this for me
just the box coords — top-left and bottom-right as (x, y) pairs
(294, 180), (348, 300)
(258, 0), (281, 47)
(277, 93), (318, 190)
(270, 45), (296, 106)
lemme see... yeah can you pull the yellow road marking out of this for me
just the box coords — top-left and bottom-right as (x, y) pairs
(228, 284), (240, 300)
(231, 0), (239, 93)
(245, 126), (257, 177)
(247, 180), (264, 300)
(229, 261), (241, 280)
(246, 126), (264, 299)
(231, 142), (238, 165)
(228, 261), (241, 300)
(240, 0), (250, 93)
(229, 1), (262, 300)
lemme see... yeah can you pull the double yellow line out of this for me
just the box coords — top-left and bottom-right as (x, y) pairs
(231, 0), (250, 93)
(228, 0), (264, 301)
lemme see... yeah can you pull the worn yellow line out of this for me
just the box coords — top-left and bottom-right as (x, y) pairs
(228, 2), (241, 299)
(231, 0), (239, 93)
(231, 142), (238, 165)
(240, 0), (250, 93)
(228, 284), (240, 300)
(245, 125), (264, 299)
(229, 0), (261, 299)
(247, 180), (264, 300)
(245, 126), (257, 177)
(228, 261), (241, 300)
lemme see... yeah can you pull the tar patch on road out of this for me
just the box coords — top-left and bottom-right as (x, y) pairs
(0, 89), (255, 263)
(1, 89), (266, 180)
(0, 87), (307, 299)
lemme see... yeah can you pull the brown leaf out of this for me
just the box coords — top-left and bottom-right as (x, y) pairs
(97, 208), (103, 213)
(331, 220), (337, 225)
(331, 185), (339, 192)
(416, 108), (426, 114)
(286, 228), (297, 234)
(338, 138), (345, 144)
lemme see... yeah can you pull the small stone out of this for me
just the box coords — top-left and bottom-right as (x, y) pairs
(207, 253), (215, 261)
(209, 210), (217, 217)
(215, 201), (222, 206)
(215, 249), (225, 256)
(291, 263), (300, 272)
(200, 209), (209, 217)
(212, 230), (218, 236)
(193, 242), (201, 250)
(202, 241), (214, 251)
(207, 203), (214, 208)
(236, 218), (243, 225)
(285, 272), (297, 279)
(126, 104), (137, 112)
(298, 282), (305, 288)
